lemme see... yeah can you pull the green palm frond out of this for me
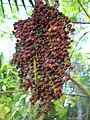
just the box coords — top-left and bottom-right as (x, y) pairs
(28, 0), (34, 7)
(0, 0), (35, 17)
(8, 0), (12, 12)
(0, 0), (5, 17)
(14, 0), (19, 12)
(0, 0), (59, 17)
(21, 0), (27, 11)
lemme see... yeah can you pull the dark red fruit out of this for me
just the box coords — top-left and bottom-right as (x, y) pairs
(12, 0), (75, 116)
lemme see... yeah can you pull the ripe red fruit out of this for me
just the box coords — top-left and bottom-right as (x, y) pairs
(12, 0), (75, 116)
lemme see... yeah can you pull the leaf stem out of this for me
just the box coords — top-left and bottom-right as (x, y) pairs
(72, 21), (90, 24)
(0, 89), (25, 94)
(77, 0), (90, 20)
(33, 56), (37, 84)
(70, 31), (89, 58)
(71, 78), (90, 97)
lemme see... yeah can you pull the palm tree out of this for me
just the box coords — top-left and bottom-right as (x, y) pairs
(0, 0), (59, 17)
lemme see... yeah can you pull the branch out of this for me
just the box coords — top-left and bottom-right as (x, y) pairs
(63, 93), (89, 98)
(77, 0), (90, 20)
(71, 78), (90, 97)
(0, 89), (25, 94)
(72, 21), (90, 24)
(70, 31), (89, 58)
(0, 88), (90, 99)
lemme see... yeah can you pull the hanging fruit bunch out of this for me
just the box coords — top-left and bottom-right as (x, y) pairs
(12, 0), (75, 116)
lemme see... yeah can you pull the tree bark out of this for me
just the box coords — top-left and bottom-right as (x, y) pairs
(76, 100), (83, 120)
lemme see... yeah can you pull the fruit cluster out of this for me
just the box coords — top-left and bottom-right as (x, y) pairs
(12, 0), (75, 115)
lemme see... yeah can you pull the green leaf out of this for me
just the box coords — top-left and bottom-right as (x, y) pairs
(0, 5), (3, 16)
(58, 106), (67, 118)
(28, 0), (34, 7)
(0, 0), (5, 17)
(9, 109), (19, 119)
(8, 0), (12, 12)
(12, 15), (18, 19)
(0, 104), (7, 120)
(4, 107), (10, 114)
(70, 16), (77, 22)
(44, 0), (49, 4)
(12, 8), (17, 13)
(13, 0), (19, 12)
(2, 85), (6, 91)
(0, 52), (4, 68)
